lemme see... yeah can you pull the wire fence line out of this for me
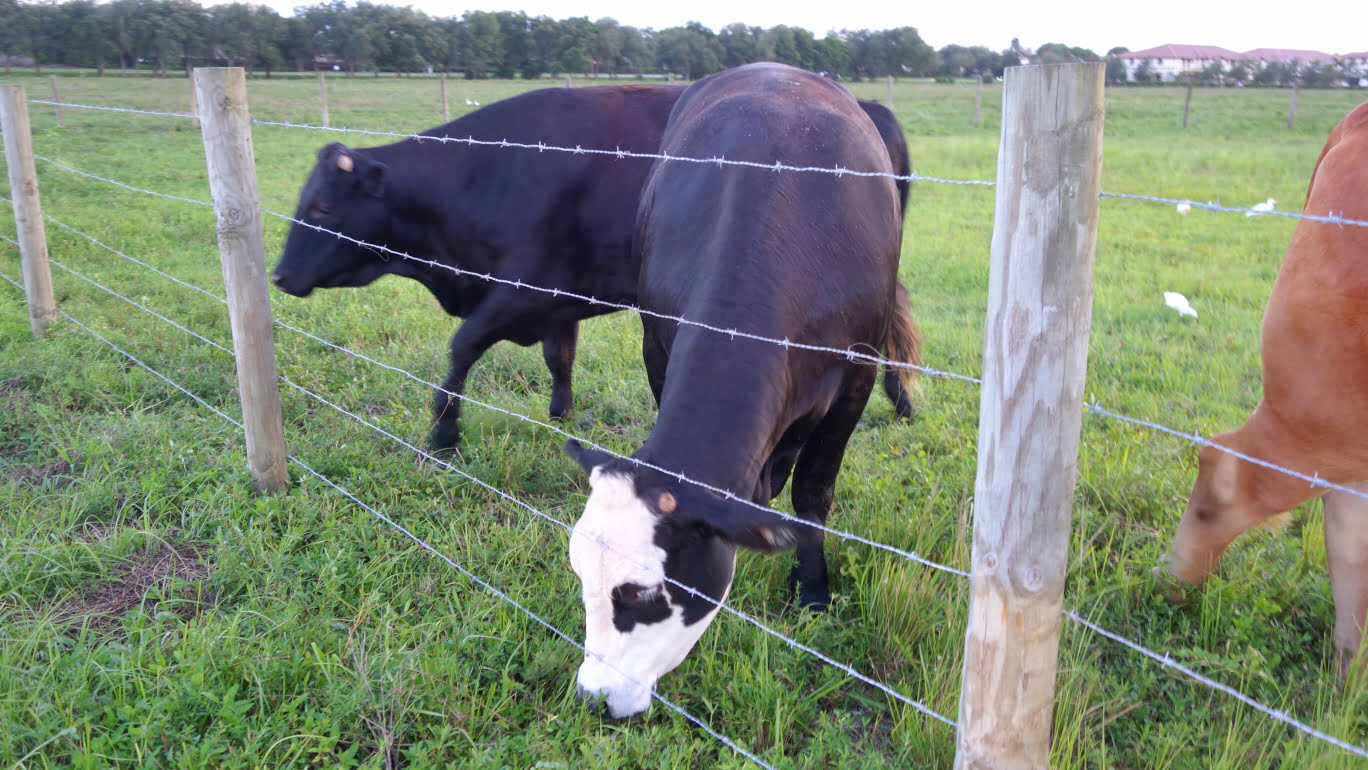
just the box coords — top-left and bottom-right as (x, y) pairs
(25, 214), (960, 728)
(0, 266), (775, 770)
(1064, 609), (1368, 760)
(5, 247), (1362, 760)
(21, 97), (1368, 229)
(23, 211), (1368, 759)
(33, 154), (214, 208)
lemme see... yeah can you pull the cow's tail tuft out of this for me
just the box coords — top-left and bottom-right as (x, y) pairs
(882, 281), (922, 420)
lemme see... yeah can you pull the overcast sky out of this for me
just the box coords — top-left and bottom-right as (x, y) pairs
(231, 0), (1368, 55)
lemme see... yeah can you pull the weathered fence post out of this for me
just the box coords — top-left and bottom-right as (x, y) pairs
(1182, 75), (1194, 129)
(440, 72), (449, 122)
(565, 73), (572, 88)
(47, 75), (63, 127)
(188, 74), (199, 126)
(0, 86), (58, 337)
(954, 62), (1104, 770)
(974, 74), (983, 127)
(885, 74), (894, 108)
(317, 70), (330, 128)
(193, 67), (289, 495)
(1287, 82), (1299, 130)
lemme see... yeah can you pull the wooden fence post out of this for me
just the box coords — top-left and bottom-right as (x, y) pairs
(0, 86), (58, 337)
(47, 75), (64, 127)
(1287, 82), (1299, 130)
(954, 62), (1104, 770)
(318, 70), (330, 128)
(565, 73), (572, 88)
(193, 67), (289, 495)
(440, 72), (449, 122)
(188, 74), (199, 126)
(974, 74), (983, 127)
(1182, 75), (1194, 129)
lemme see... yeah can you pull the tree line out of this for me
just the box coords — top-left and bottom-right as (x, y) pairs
(0, 0), (1082, 81)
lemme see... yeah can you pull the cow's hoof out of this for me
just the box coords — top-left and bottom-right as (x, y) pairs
(427, 429), (461, 457)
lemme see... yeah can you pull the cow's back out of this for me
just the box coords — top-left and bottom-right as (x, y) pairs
(1257, 99), (1368, 477)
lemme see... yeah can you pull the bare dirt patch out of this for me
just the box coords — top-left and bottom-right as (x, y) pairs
(55, 542), (214, 632)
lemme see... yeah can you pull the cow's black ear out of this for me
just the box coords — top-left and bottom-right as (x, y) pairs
(564, 440), (615, 475)
(318, 142), (349, 163)
(673, 487), (800, 553)
(361, 160), (387, 198)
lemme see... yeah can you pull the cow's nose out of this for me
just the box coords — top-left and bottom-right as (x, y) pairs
(269, 271), (284, 286)
(576, 685), (608, 714)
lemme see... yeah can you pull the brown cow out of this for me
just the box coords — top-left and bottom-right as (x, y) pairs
(1165, 100), (1368, 679)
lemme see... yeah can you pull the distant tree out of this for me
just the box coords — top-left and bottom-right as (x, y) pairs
(555, 16), (595, 76)
(1299, 62), (1338, 88)
(718, 23), (769, 68)
(1105, 47), (1129, 84)
(210, 3), (257, 67)
(1133, 58), (1155, 83)
(811, 33), (849, 76)
(1226, 59), (1252, 85)
(653, 23), (722, 80)
(1252, 60), (1293, 86)
(1197, 61), (1225, 86)
(460, 10), (502, 78)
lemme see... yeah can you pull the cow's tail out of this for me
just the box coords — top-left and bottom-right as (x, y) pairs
(882, 281), (922, 420)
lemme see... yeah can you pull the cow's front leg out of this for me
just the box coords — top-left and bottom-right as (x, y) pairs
(543, 322), (579, 421)
(430, 312), (505, 453)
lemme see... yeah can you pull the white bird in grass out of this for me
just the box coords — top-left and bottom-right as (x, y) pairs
(1246, 198), (1276, 217)
(1176, 200), (1192, 215)
(1164, 291), (1198, 319)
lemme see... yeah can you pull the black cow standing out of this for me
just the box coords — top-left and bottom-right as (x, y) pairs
(565, 63), (912, 719)
(272, 83), (918, 453)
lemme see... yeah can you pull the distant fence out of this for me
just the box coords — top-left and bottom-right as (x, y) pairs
(2, 64), (1365, 767)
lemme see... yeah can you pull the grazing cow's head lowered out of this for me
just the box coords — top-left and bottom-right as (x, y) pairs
(271, 143), (391, 297)
(565, 441), (799, 719)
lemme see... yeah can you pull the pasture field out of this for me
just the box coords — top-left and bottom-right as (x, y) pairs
(0, 72), (1365, 768)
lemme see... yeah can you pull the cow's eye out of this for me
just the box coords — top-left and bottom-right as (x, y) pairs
(308, 204), (331, 221)
(613, 582), (664, 606)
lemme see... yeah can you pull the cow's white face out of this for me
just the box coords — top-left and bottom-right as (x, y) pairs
(569, 469), (729, 719)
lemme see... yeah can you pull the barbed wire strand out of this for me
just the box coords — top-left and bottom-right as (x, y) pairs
(1065, 609), (1368, 760)
(0, 265), (776, 770)
(33, 154), (214, 207)
(22, 221), (958, 727)
(1102, 191), (1368, 229)
(21, 97), (1368, 229)
(25, 99), (194, 120)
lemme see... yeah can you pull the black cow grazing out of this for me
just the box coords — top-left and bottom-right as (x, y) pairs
(565, 63), (912, 719)
(271, 84), (919, 453)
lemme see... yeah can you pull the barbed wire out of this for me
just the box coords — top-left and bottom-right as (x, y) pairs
(0, 264), (776, 770)
(33, 154), (214, 207)
(22, 217), (958, 727)
(1101, 191), (1368, 229)
(262, 208), (975, 382)
(25, 99), (194, 120)
(1085, 402), (1368, 505)
(1064, 609), (1368, 760)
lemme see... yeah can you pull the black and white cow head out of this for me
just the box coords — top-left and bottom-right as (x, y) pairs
(271, 143), (392, 297)
(564, 441), (799, 719)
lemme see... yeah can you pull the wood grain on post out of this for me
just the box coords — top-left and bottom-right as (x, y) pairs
(440, 72), (449, 122)
(193, 67), (289, 495)
(954, 62), (1104, 770)
(47, 75), (63, 127)
(317, 70), (329, 128)
(0, 86), (58, 336)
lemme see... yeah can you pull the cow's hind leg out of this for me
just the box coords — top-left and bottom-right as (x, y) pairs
(788, 369), (877, 610)
(1323, 482), (1368, 681)
(543, 322), (579, 421)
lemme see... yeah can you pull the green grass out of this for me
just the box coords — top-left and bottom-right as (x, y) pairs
(1, 72), (1366, 768)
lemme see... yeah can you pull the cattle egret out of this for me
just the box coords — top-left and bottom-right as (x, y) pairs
(1164, 291), (1198, 318)
(1246, 198), (1276, 216)
(1176, 201), (1191, 215)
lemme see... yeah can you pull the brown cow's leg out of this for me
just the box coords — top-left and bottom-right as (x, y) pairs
(1323, 482), (1368, 681)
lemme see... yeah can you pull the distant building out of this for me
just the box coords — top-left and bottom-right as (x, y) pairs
(1115, 43), (1353, 83)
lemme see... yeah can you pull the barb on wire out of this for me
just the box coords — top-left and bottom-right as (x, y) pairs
(1102, 191), (1368, 229)
(33, 154), (213, 208)
(0, 265), (776, 770)
(262, 208), (978, 384)
(250, 117), (996, 188)
(1065, 609), (1368, 760)
(22, 220), (958, 725)
(1085, 402), (1368, 505)
(25, 99), (194, 121)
